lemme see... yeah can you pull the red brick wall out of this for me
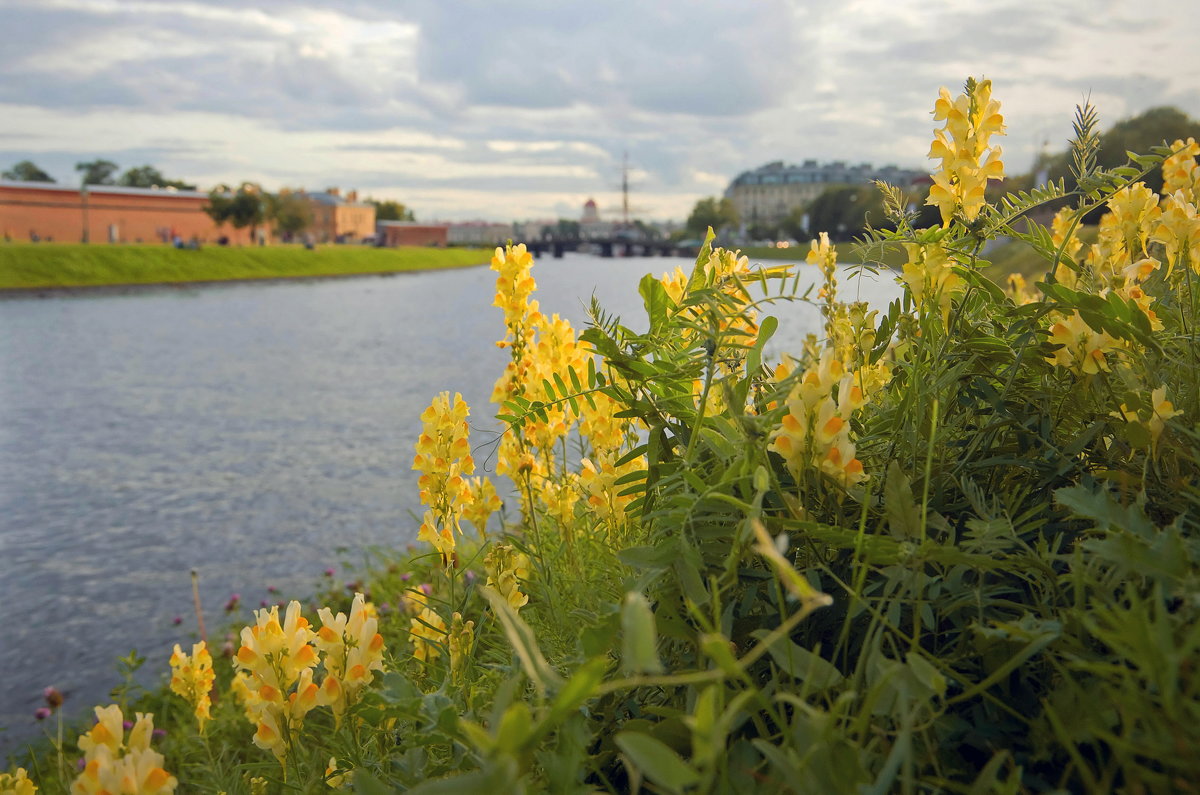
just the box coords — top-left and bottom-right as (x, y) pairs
(0, 184), (255, 245)
(380, 225), (448, 247)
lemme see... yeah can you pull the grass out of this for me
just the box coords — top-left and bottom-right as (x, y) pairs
(0, 243), (491, 290)
(742, 242), (907, 268)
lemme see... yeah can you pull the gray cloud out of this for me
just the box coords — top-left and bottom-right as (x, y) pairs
(0, 0), (1197, 220)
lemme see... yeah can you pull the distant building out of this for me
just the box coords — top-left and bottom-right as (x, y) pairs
(299, 188), (375, 243)
(725, 160), (925, 226)
(0, 180), (256, 244)
(581, 198), (600, 224)
(376, 221), (448, 248)
(580, 198), (615, 240)
(445, 220), (513, 246)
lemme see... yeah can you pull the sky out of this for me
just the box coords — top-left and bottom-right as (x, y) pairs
(1, 0), (1197, 222)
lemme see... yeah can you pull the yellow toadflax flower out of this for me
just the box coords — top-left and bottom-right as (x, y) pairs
(926, 77), (1006, 226)
(412, 391), (475, 561)
(769, 349), (869, 489)
(1046, 312), (1117, 375)
(314, 593), (386, 726)
(484, 544), (531, 611)
(233, 601), (321, 763)
(448, 612), (475, 686)
(1162, 138), (1200, 204)
(73, 706), (176, 795)
(410, 605), (448, 664)
(1150, 190), (1200, 277)
(1112, 385), (1182, 454)
(0, 768), (36, 795)
(900, 241), (965, 327)
(168, 641), (215, 733)
(325, 758), (350, 789)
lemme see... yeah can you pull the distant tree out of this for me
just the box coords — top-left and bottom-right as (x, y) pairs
(686, 196), (738, 237)
(746, 221), (780, 242)
(204, 182), (266, 240)
(369, 199), (414, 222)
(75, 159), (118, 186)
(1044, 106), (1200, 195)
(118, 165), (196, 191)
(267, 191), (313, 238)
(805, 185), (889, 241)
(555, 219), (581, 238)
(781, 205), (809, 240)
(2, 160), (54, 182)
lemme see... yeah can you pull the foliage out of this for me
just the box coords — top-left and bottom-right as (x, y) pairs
(804, 184), (889, 241)
(204, 183), (266, 234)
(369, 199), (415, 222)
(686, 196), (739, 238)
(2, 160), (54, 182)
(9, 78), (1200, 794)
(74, 160), (118, 187)
(1044, 105), (1200, 196)
(266, 191), (314, 237)
(117, 166), (195, 191)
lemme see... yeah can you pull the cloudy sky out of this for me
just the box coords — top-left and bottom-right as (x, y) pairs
(2, 0), (1197, 221)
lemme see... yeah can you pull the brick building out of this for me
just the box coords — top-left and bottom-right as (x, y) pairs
(0, 180), (257, 244)
(376, 221), (448, 247)
(299, 188), (375, 243)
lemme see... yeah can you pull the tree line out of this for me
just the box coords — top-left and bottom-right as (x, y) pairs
(684, 105), (1200, 242)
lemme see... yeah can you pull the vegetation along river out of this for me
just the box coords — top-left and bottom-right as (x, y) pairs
(0, 251), (902, 758)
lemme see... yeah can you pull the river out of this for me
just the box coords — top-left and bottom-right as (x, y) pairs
(0, 251), (902, 758)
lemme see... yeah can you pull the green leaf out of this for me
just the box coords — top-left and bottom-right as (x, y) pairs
(640, 273), (672, 337)
(621, 592), (664, 675)
(478, 586), (563, 694)
(544, 657), (608, 728)
(353, 770), (398, 795)
(884, 461), (921, 540)
(615, 731), (700, 794)
(746, 314), (779, 377)
(750, 630), (843, 691)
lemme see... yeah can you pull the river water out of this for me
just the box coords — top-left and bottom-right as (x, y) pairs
(0, 251), (901, 758)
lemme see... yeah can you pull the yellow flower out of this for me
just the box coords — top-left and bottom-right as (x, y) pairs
(1104, 183), (1161, 261)
(1162, 137), (1200, 203)
(410, 606), (448, 663)
(0, 768), (36, 795)
(578, 452), (645, 529)
(412, 391), (475, 561)
(1150, 190), (1200, 276)
(900, 241), (964, 327)
(769, 349), (868, 489)
(1046, 312), (1116, 375)
(314, 593), (386, 725)
(325, 758), (350, 789)
(448, 612), (475, 686)
(460, 476), (502, 537)
(484, 544), (531, 611)
(926, 78), (1005, 226)
(1112, 385), (1182, 452)
(232, 601), (320, 763)
(72, 707), (176, 795)
(168, 641), (215, 733)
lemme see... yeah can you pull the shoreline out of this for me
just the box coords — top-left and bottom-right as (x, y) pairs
(0, 259), (491, 298)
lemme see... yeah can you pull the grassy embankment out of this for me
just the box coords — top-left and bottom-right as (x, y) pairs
(0, 243), (490, 290)
(746, 227), (1101, 283)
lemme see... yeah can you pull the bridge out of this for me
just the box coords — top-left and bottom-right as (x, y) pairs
(524, 237), (701, 259)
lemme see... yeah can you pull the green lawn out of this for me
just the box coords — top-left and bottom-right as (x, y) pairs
(741, 242), (908, 268)
(0, 243), (491, 289)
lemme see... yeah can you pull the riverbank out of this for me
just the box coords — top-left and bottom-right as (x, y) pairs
(0, 243), (490, 290)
